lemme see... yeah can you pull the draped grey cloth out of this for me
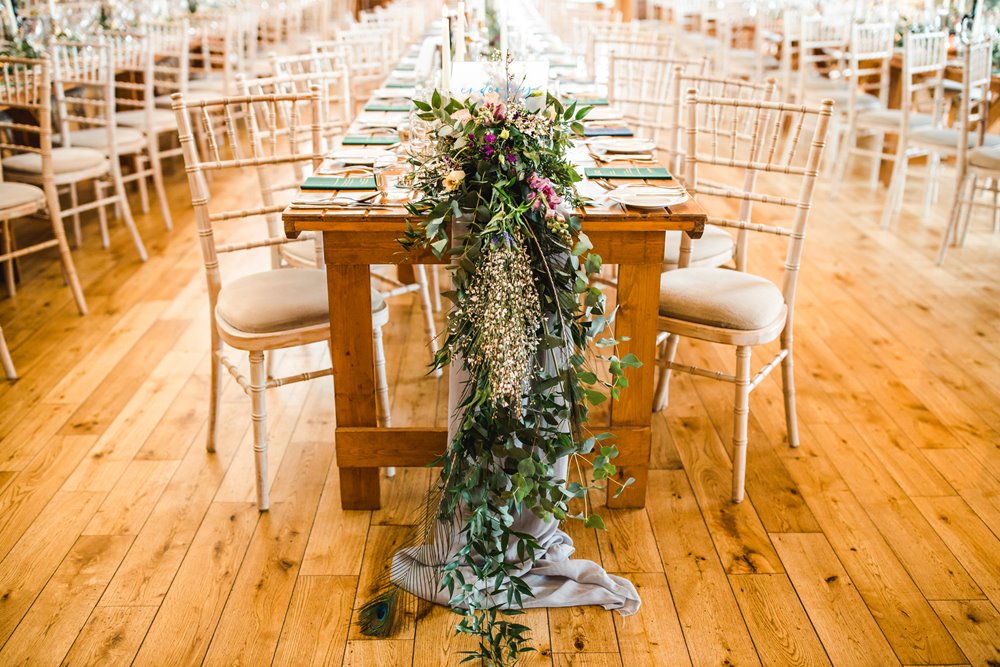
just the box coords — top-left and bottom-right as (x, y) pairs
(389, 357), (641, 616)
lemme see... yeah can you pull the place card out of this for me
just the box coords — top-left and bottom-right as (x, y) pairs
(342, 135), (400, 145)
(583, 126), (634, 137)
(363, 103), (412, 112)
(584, 166), (673, 180)
(301, 176), (378, 191)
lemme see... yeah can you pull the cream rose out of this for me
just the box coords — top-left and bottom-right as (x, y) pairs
(442, 169), (466, 191)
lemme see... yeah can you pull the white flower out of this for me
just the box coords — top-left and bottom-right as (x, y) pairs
(442, 169), (466, 191)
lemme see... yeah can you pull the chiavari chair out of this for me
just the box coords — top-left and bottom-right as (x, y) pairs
(664, 71), (778, 271)
(0, 323), (13, 379)
(607, 52), (709, 157)
(875, 30), (949, 228)
(312, 33), (390, 110)
(936, 39), (1000, 264)
(171, 86), (394, 510)
(0, 55), (87, 316)
(830, 20), (896, 195)
(654, 90), (834, 503)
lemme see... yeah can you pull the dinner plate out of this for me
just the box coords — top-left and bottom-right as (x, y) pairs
(591, 138), (657, 154)
(324, 148), (392, 167)
(606, 185), (688, 209)
(585, 107), (624, 122)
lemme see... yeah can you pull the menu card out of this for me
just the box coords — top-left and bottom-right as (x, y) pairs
(584, 167), (672, 180)
(301, 176), (378, 190)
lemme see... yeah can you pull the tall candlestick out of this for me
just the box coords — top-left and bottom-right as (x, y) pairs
(441, 6), (452, 92)
(499, 2), (508, 64)
(456, 1), (466, 62)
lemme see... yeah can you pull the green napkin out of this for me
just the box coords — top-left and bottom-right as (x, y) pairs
(301, 176), (377, 190)
(394, 64), (416, 71)
(566, 97), (609, 106)
(364, 103), (411, 112)
(342, 135), (400, 145)
(584, 167), (672, 180)
(385, 81), (413, 88)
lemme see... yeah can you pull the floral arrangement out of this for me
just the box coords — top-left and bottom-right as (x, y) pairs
(364, 84), (638, 664)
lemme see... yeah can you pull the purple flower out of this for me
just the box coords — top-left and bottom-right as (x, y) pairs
(506, 152), (517, 164)
(484, 133), (497, 144)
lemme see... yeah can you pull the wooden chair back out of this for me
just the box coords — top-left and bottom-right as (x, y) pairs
(607, 52), (709, 151)
(171, 88), (324, 316)
(953, 38), (995, 169)
(681, 90), (834, 306)
(670, 71), (777, 175)
(844, 21), (895, 112)
(795, 13), (851, 102)
(143, 18), (191, 100)
(897, 30), (949, 134)
(49, 39), (119, 159)
(0, 56), (54, 186)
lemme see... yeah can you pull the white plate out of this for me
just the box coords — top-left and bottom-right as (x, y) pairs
(373, 87), (417, 98)
(591, 138), (657, 154)
(324, 148), (392, 166)
(607, 185), (687, 209)
(585, 107), (624, 122)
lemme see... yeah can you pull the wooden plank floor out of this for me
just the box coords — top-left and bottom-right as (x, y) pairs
(0, 155), (998, 666)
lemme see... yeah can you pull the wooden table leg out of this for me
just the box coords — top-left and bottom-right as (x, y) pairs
(606, 260), (658, 509)
(326, 262), (381, 509)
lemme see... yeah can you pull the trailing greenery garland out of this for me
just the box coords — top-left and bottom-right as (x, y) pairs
(395, 85), (638, 664)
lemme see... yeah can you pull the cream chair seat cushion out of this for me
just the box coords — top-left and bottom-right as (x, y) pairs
(66, 127), (147, 154)
(909, 128), (1000, 149)
(2, 147), (106, 175)
(662, 225), (734, 267)
(115, 108), (179, 132)
(216, 268), (386, 335)
(857, 109), (934, 129)
(659, 267), (785, 330)
(0, 182), (45, 210)
(816, 88), (881, 111)
(968, 144), (1000, 170)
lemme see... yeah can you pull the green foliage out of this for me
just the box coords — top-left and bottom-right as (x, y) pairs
(397, 87), (635, 665)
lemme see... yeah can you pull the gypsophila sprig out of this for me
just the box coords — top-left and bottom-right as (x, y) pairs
(363, 83), (639, 666)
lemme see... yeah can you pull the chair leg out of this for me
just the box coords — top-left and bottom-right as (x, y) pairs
(431, 265), (442, 312)
(373, 325), (395, 478)
(69, 183), (82, 248)
(110, 163), (148, 262)
(2, 220), (15, 299)
(992, 178), (999, 234)
(938, 172), (970, 265)
(831, 120), (854, 198)
(922, 154), (940, 219)
(414, 265), (441, 377)
(959, 175), (979, 247)
(880, 143), (908, 230)
(207, 334), (223, 453)
(0, 325), (15, 380)
(134, 154), (150, 213)
(868, 132), (885, 191)
(732, 345), (752, 503)
(44, 186), (87, 316)
(652, 333), (680, 412)
(248, 349), (270, 511)
(780, 330), (798, 448)
(95, 181), (111, 249)
(148, 142), (174, 231)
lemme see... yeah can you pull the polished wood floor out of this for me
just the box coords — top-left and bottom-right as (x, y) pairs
(0, 152), (999, 666)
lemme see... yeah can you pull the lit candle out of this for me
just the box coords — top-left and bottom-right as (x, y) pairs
(499, 2), (508, 64)
(455, 1), (466, 62)
(441, 5), (452, 92)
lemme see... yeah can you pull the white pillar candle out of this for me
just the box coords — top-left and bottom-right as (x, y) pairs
(441, 6), (452, 92)
(499, 2), (508, 64)
(1, 0), (16, 37)
(456, 1), (466, 62)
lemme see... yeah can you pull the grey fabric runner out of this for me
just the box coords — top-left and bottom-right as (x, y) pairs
(389, 356), (641, 616)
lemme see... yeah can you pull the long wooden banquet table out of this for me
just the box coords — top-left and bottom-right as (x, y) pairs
(283, 38), (708, 512)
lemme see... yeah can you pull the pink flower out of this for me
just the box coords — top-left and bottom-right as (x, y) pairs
(451, 109), (472, 123)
